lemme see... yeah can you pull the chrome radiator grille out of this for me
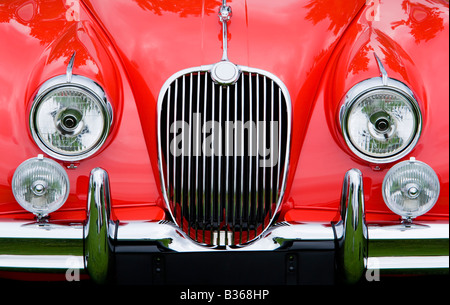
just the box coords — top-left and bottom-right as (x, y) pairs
(158, 66), (291, 246)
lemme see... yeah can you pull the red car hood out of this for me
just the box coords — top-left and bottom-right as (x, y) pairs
(84, 0), (364, 94)
(83, 0), (364, 182)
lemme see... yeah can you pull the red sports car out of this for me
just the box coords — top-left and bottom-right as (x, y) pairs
(0, 0), (448, 285)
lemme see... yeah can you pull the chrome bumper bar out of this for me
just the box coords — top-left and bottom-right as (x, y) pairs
(0, 168), (448, 283)
(367, 222), (449, 275)
(0, 221), (84, 272)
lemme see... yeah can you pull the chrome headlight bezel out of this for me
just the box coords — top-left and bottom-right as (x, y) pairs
(29, 75), (113, 162)
(339, 77), (422, 164)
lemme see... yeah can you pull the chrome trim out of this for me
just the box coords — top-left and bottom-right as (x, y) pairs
(368, 222), (449, 240)
(83, 168), (115, 284)
(29, 72), (113, 162)
(247, 75), (253, 241)
(367, 256), (449, 271)
(210, 61), (241, 86)
(0, 168), (447, 279)
(335, 168), (368, 284)
(218, 2), (232, 61)
(0, 221), (83, 240)
(0, 255), (84, 271)
(66, 51), (76, 83)
(116, 221), (335, 252)
(157, 65), (292, 246)
(374, 52), (388, 86)
(367, 222), (449, 269)
(225, 83), (231, 244)
(0, 220), (84, 272)
(211, 2), (241, 85)
(339, 75), (422, 164)
(180, 74), (186, 230)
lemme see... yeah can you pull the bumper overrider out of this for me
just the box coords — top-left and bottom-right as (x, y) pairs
(0, 168), (448, 284)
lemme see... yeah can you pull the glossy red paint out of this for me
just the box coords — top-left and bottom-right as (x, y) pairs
(0, 0), (448, 228)
(81, 0), (365, 223)
(0, 0), (161, 221)
(290, 0), (449, 222)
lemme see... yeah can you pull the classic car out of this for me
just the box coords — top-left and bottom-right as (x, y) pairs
(0, 0), (448, 285)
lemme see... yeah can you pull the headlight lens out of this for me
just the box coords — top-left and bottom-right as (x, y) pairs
(12, 155), (70, 218)
(341, 79), (422, 163)
(30, 76), (112, 161)
(382, 158), (440, 219)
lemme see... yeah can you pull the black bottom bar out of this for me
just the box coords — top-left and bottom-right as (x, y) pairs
(114, 241), (335, 285)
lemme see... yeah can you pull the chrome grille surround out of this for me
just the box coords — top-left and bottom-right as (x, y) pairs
(157, 65), (291, 247)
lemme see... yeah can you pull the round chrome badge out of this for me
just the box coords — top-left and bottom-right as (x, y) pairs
(210, 61), (240, 85)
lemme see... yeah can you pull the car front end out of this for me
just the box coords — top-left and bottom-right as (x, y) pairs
(0, 0), (448, 285)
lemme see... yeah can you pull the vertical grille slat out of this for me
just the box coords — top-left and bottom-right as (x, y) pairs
(217, 85), (223, 245)
(276, 88), (283, 206)
(180, 75), (186, 231)
(239, 73), (245, 244)
(232, 75), (238, 242)
(166, 84), (171, 221)
(194, 72), (200, 241)
(262, 76), (267, 228)
(209, 76), (215, 243)
(172, 79), (178, 224)
(202, 73), (207, 243)
(159, 67), (290, 246)
(187, 73), (193, 236)
(247, 72), (253, 241)
(268, 78), (274, 220)
(255, 74), (260, 236)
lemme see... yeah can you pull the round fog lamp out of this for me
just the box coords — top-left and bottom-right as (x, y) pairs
(12, 155), (70, 218)
(382, 158), (440, 219)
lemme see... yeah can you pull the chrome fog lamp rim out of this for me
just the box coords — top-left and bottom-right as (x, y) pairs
(12, 155), (70, 218)
(340, 77), (422, 164)
(29, 75), (113, 162)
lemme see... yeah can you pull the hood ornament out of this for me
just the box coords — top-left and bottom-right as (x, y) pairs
(211, 1), (240, 86)
(218, 4), (232, 61)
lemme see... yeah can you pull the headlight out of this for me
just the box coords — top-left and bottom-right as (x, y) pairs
(30, 75), (112, 161)
(382, 158), (440, 220)
(12, 155), (70, 218)
(340, 78), (422, 163)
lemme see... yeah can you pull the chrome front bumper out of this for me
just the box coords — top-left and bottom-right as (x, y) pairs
(0, 168), (448, 284)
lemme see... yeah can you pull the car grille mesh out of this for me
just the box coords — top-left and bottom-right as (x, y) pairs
(158, 68), (290, 246)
